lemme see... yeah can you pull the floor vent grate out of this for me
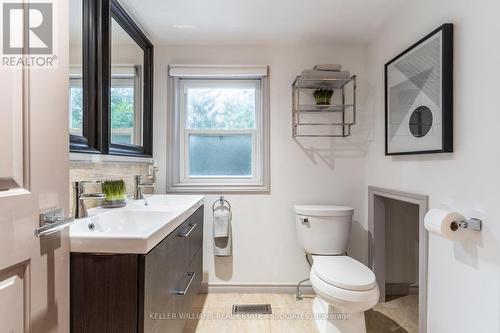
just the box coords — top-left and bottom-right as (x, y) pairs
(232, 304), (272, 315)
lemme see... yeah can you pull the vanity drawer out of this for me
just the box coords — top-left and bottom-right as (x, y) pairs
(140, 206), (204, 333)
(173, 206), (204, 267)
(149, 248), (203, 333)
(175, 247), (203, 318)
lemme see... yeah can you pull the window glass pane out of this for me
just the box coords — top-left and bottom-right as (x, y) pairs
(187, 87), (255, 130)
(189, 135), (252, 176)
(111, 85), (135, 145)
(69, 85), (83, 136)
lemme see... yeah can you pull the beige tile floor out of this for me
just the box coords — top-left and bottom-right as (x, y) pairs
(182, 293), (418, 333)
(368, 295), (419, 333)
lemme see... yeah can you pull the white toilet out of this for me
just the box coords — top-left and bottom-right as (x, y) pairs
(294, 205), (379, 333)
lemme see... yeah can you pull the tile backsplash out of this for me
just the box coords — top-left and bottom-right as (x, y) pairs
(69, 161), (154, 212)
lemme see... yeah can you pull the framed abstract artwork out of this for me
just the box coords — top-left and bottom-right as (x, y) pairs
(385, 23), (453, 155)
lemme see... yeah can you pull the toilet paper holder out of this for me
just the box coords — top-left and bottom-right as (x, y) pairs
(451, 218), (482, 232)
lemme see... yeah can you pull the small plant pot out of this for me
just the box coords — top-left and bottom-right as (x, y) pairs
(313, 88), (334, 106)
(315, 99), (331, 105)
(103, 199), (127, 208)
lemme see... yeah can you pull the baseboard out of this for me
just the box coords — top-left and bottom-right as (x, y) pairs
(200, 282), (315, 294)
(386, 283), (419, 296)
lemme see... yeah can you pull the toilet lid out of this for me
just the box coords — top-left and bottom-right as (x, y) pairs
(293, 205), (354, 217)
(312, 256), (377, 291)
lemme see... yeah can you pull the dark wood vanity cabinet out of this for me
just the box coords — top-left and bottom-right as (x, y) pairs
(70, 206), (204, 333)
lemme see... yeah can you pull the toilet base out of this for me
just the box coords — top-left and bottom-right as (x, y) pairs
(313, 297), (367, 333)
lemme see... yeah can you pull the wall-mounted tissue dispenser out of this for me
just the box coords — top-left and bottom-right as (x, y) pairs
(449, 217), (482, 232)
(424, 209), (482, 239)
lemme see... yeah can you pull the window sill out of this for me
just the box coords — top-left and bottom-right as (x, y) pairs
(167, 183), (270, 194)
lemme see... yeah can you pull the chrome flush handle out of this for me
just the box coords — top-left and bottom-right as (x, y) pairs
(299, 216), (309, 224)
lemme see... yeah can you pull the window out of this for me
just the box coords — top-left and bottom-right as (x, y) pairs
(69, 77), (83, 137)
(182, 81), (258, 179)
(110, 66), (143, 146)
(168, 66), (269, 193)
(111, 81), (135, 144)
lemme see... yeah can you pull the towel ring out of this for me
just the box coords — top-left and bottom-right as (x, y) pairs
(212, 196), (231, 213)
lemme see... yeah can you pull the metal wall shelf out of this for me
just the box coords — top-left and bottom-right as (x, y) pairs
(295, 104), (355, 112)
(293, 76), (354, 89)
(292, 75), (357, 137)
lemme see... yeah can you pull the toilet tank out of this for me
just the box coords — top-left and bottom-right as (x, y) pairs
(294, 205), (354, 255)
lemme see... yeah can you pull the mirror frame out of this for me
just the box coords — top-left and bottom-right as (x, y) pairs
(69, 0), (101, 153)
(70, 0), (153, 157)
(107, 0), (153, 157)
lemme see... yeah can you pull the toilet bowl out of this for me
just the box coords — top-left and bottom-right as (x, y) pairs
(293, 205), (380, 333)
(310, 255), (379, 333)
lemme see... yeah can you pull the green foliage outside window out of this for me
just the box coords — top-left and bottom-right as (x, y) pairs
(187, 88), (255, 130)
(111, 87), (134, 129)
(70, 87), (135, 130)
(70, 87), (83, 130)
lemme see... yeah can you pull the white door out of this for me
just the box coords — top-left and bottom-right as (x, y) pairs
(0, 1), (70, 332)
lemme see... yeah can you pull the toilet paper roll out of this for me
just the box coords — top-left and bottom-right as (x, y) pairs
(424, 209), (464, 239)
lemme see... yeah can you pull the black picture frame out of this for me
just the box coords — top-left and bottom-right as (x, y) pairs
(70, 0), (153, 158)
(385, 23), (453, 156)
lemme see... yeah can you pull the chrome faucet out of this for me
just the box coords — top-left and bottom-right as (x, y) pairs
(134, 166), (158, 203)
(73, 180), (106, 218)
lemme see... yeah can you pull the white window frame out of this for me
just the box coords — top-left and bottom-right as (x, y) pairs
(167, 66), (270, 193)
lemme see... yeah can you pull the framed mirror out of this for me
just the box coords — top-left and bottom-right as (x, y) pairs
(69, 0), (153, 157)
(108, 0), (153, 156)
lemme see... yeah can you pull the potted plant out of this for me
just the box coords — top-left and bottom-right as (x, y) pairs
(102, 180), (127, 208)
(313, 88), (334, 105)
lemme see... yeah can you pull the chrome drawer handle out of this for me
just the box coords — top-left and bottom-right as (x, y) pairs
(176, 272), (195, 296)
(178, 223), (197, 238)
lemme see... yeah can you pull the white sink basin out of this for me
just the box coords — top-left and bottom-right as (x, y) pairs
(70, 194), (204, 254)
(71, 210), (177, 235)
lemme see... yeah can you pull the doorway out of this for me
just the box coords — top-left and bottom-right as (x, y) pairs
(368, 186), (428, 333)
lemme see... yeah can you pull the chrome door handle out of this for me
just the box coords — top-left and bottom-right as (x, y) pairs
(35, 208), (75, 237)
(175, 272), (196, 295)
(178, 223), (197, 238)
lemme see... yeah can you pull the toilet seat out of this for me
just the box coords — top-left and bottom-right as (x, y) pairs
(310, 270), (379, 305)
(310, 255), (380, 313)
(312, 256), (377, 291)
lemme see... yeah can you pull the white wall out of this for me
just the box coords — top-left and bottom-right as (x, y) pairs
(153, 44), (371, 287)
(365, 0), (500, 332)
